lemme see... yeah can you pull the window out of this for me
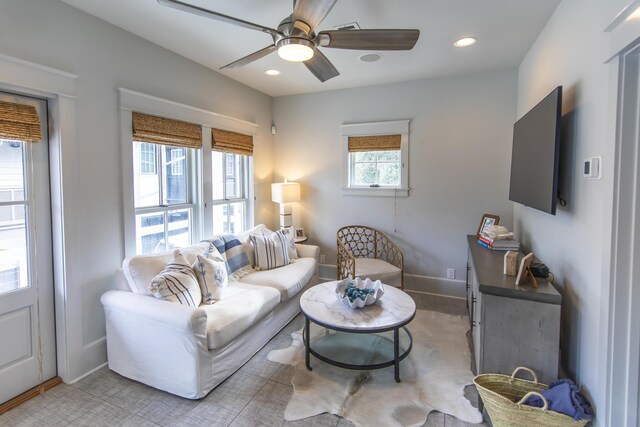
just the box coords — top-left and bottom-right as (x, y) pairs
(350, 150), (401, 187)
(140, 143), (156, 174)
(133, 141), (193, 253)
(341, 120), (410, 197)
(212, 151), (249, 235)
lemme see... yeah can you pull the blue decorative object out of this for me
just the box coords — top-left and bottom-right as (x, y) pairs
(335, 277), (384, 308)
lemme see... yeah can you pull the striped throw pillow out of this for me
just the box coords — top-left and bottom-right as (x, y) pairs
(250, 230), (291, 271)
(203, 236), (255, 281)
(148, 250), (201, 307)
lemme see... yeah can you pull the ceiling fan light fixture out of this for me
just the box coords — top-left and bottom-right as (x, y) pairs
(277, 38), (315, 62)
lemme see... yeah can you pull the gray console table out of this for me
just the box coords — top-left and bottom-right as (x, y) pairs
(466, 235), (561, 385)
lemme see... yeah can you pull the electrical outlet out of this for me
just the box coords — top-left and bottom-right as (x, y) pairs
(447, 268), (455, 279)
(320, 254), (326, 264)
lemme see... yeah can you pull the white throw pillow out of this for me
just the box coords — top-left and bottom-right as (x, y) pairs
(148, 250), (202, 307)
(250, 230), (291, 271)
(280, 226), (299, 260)
(192, 254), (228, 304)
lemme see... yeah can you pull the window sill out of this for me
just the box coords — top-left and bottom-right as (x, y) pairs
(341, 187), (409, 197)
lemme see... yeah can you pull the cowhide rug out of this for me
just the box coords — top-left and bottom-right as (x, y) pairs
(267, 309), (483, 427)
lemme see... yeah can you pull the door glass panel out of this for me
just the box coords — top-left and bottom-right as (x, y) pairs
(0, 140), (28, 294)
(136, 212), (165, 254)
(167, 209), (191, 249)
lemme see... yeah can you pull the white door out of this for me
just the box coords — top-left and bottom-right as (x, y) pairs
(0, 93), (56, 403)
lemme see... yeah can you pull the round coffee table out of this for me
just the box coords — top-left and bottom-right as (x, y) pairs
(299, 281), (416, 382)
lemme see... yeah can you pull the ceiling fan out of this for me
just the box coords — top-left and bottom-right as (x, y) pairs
(157, 0), (420, 82)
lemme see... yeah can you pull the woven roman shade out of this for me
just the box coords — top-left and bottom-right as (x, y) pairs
(348, 134), (401, 152)
(212, 128), (253, 156)
(132, 112), (202, 148)
(0, 101), (42, 142)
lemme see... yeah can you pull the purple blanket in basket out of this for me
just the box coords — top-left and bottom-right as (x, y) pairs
(524, 379), (593, 421)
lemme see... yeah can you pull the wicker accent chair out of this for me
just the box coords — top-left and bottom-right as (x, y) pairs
(336, 225), (404, 290)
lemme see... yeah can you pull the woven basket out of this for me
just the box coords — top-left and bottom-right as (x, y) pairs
(473, 367), (590, 427)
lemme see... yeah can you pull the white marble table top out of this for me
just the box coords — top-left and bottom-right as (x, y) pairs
(300, 281), (416, 331)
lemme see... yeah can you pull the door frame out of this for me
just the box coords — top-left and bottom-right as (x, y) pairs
(0, 53), (79, 383)
(0, 92), (57, 402)
(603, 3), (640, 424)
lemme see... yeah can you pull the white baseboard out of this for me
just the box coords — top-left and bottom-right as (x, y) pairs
(318, 264), (466, 299)
(67, 361), (108, 384)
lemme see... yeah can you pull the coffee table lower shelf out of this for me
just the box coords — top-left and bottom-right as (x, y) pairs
(302, 317), (413, 382)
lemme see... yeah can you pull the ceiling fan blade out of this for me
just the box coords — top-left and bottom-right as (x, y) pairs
(292, 0), (337, 32)
(220, 45), (277, 69)
(317, 29), (420, 50)
(157, 0), (280, 37)
(304, 49), (340, 82)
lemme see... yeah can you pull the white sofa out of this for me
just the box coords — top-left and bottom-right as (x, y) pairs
(101, 232), (319, 399)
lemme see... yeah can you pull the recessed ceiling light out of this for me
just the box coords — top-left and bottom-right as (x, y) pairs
(264, 69), (281, 76)
(359, 53), (382, 63)
(453, 37), (478, 48)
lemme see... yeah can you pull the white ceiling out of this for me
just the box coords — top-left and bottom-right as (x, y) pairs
(60, 0), (560, 97)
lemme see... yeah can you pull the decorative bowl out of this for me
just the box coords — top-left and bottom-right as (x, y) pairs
(335, 277), (385, 309)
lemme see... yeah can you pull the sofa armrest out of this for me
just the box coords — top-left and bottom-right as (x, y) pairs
(101, 290), (212, 399)
(296, 244), (319, 260)
(101, 290), (207, 335)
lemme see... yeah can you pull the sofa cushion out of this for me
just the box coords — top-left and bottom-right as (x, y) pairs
(354, 258), (402, 288)
(148, 250), (202, 307)
(200, 283), (281, 350)
(241, 257), (316, 301)
(250, 230), (290, 271)
(122, 242), (209, 295)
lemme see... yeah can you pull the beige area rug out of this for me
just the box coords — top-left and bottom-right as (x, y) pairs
(267, 309), (483, 427)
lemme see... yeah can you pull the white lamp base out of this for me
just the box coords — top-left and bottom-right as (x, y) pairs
(279, 203), (293, 228)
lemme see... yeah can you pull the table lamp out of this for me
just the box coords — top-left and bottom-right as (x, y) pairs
(271, 179), (300, 228)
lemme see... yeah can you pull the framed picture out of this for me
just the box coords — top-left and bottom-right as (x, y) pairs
(515, 252), (534, 286)
(477, 214), (500, 238)
(295, 228), (305, 238)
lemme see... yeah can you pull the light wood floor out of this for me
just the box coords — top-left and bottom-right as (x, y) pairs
(0, 291), (487, 427)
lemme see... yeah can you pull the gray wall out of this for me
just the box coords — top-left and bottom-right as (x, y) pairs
(273, 69), (518, 296)
(514, 0), (630, 419)
(0, 0), (273, 381)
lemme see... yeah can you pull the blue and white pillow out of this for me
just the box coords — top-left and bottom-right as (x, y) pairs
(148, 250), (201, 307)
(250, 230), (291, 271)
(192, 251), (228, 304)
(203, 236), (254, 281)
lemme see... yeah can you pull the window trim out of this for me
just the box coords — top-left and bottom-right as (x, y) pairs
(341, 120), (410, 197)
(119, 88), (258, 257)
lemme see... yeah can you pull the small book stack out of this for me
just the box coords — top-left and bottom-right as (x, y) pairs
(477, 227), (520, 251)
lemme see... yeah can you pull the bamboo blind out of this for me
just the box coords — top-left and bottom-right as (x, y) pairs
(212, 128), (253, 156)
(348, 134), (401, 152)
(132, 112), (202, 148)
(0, 101), (42, 142)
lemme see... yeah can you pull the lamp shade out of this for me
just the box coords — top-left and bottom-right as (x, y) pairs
(272, 181), (300, 203)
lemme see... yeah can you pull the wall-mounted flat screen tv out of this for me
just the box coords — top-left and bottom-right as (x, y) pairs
(509, 86), (562, 215)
